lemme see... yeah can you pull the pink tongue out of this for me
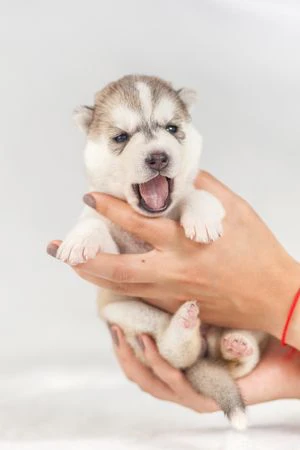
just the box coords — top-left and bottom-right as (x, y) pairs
(139, 175), (169, 210)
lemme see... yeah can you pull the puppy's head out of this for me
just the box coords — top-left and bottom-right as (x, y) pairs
(75, 75), (202, 216)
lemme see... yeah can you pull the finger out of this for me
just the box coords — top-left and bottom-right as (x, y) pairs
(73, 268), (182, 312)
(140, 335), (197, 399)
(141, 335), (219, 412)
(110, 326), (175, 401)
(74, 267), (153, 295)
(46, 240), (61, 257)
(47, 239), (164, 284)
(75, 251), (161, 284)
(73, 269), (181, 313)
(83, 193), (182, 249)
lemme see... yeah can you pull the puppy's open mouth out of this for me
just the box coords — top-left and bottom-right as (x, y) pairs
(133, 175), (174, 213)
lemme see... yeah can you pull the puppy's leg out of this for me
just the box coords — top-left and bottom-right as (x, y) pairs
(102, 298), (171, 336)
(102, 296), (171, 363)
(102, 297), (202, 369)
(220, 329), (267, 379)
(56, 207), (118, 265)
(157, 301), (203, 369)
(180, 189), (225, 243)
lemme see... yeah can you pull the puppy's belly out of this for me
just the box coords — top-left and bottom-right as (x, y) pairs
(109, 222), (152, 254)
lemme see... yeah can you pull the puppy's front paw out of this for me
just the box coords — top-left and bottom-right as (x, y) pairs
(180, 190), (225, 244)
(56, 222), (118, 265)
(181, 214), (223, 243)
(56, 234), (101, 265)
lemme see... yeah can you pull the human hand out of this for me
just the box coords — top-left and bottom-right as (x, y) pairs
(48, 171), (300, 345)
(108, 327), (300, 411)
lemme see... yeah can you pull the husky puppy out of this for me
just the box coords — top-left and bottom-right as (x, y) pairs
(57, 75), (267, 430)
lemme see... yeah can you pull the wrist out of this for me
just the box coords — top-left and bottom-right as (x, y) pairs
(284, 283), (300, 351)
(264, 259), (300, 347)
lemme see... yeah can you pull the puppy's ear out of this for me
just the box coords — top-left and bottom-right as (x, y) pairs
(177, 88), (197, 111)
(73, 105), (94, 133)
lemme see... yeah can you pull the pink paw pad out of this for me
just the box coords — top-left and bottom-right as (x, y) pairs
(222, 333), (254, 359)
(178, 301), (200, 329)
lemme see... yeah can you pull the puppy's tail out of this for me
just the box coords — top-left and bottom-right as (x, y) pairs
(185, 359), (247, 430)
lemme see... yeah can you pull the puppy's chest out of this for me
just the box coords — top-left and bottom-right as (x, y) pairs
(108, 222), (152, 254)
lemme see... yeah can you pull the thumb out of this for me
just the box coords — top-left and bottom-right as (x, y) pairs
(83, 192), (182, 249)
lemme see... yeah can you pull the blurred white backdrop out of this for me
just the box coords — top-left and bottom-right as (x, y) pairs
(0, 0), (300, 447)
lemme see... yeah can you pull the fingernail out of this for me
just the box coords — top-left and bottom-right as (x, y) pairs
(136, 335), (145, 351)
(83, 193), (96, 209)
(109, 326), (119, 347)
(47, 243), (58, 258)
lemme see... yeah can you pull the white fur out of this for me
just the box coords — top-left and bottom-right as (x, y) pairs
(102, 300), (170, 336)
(103, 300), (202, 369)
(153, 97), (175, 124)
(111, 105), (140, 133)
(221, 330), (261, 379)
(230, 409), (248, 431)
(180, 189), (225, 243)
(135, 82), (152, 120)
(56, 208), (118, 265)
(73, 106), (93, 133)
(157, 301), (202, 368)
(178, 88), (197, 110)
(84, 139), (125, 199)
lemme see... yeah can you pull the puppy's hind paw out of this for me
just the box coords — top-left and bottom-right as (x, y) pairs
(177, 301), (200, 329)
(221, 332), (254, 360)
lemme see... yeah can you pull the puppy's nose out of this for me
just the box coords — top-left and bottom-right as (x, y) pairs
(145, 152), (169, 171)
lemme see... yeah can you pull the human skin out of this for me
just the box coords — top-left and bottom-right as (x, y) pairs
(47, 171), (300, 409)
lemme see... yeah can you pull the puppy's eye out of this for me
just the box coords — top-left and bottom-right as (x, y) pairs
(166, 124), (178, 134)
(114, 133), (129, 143)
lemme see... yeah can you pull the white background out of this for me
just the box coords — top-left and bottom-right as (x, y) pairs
(1, 0), (300, 448)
